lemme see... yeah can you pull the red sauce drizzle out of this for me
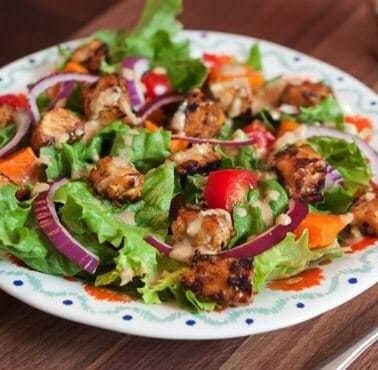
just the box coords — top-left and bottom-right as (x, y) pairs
(84, 284), (132, 303)
(349, 237), (378, 253)
(268, 268), (324, 291)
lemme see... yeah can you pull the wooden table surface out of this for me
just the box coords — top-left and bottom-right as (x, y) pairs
(1, 1), (378, 369)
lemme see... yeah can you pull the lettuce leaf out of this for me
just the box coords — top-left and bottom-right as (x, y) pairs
(247, 43), (262, 71)
(95, 225), (158, 287)
(135, 162), (176, 235)
(0, 185), (81, 275)
(138, 268), (184, 304)
(111, 126), (171, 172)
(138, 261), (216, 312)
(231, 204), (265, 246)
(41, 121), (171, 180)
(0, 123), (16, 148)
(40, 121), (127, 180)
(182, 174), (207, 203)
(54, 181), (125, 246)
(297, 96), (344, 129)
(53, 181), (158, 285)
(219, 145), (263, 171)
(132, 0), (182, 38)
(93, 0), (206, 91)
(150, 31), (207, 91)
(316, 186), (353, 214)
(253, 230), (343, 291)
(308, 136), (371, 193)
(184, 290), (216, 312)
(261, 179), (289, 217)
(230, 180), (288, 246)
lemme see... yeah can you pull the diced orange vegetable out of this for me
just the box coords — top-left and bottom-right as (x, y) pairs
(277, 120), (300, 137)
(247, 71), (264, 89)
(203, 53), (233, 70)
(170, 139), (189, 153)
(0, 147), (41, 185)
(144, 120), (160, 133)
(64, 62), (89, 74)
(345, 115), (372, 132)
(209, 65), (264, 89)
(294, 212), (349, 249)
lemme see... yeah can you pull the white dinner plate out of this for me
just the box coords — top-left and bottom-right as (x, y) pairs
(0, 30), (377, 339)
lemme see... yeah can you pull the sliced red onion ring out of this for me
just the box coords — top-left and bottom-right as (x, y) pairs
(122, 57), (150, 112)
(325, 165), (343, 188)
(278, 126), (378, 184)
(145, 199), (308, 260)
(34, 179), (99, 274)
(122, 56), (150, 78)
(123, 77), (145, 112)
(171, 134), (258, 147)
(138, 93), (185, 121)
(28, 73), (99, 123)
(144, 235), (172, 256)
(0, 110), (32, 157)
(49, 81), (75, 109)
(122, 57), (149, 111)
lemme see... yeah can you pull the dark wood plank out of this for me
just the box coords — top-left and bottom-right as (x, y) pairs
(0, 292), (125, 369)
(349, 343), (378, 370)
(220, 285), (378, 370)
(22, 0), (119, 23)
(0, 0), (119, 67)
(310, 1), (378, 89)
(75, 0), (377, 92)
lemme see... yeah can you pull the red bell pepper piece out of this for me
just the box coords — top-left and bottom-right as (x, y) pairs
(202, 53), (233, 70)
(141, 70), (172, 99)
(243, 121), (275, 155)
(0, 93), (29, 110)
(204, 169), (258, 211)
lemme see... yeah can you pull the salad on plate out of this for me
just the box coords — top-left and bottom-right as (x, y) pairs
(0, 0), (377, 312)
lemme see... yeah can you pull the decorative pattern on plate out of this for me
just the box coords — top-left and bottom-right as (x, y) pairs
(0, 31), (377, 339)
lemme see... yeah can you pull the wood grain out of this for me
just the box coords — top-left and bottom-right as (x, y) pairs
(0, 0), (119, 67)
(0, 1), (378, 369)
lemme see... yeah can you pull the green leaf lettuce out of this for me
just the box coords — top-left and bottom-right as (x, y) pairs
(253, 230), (343, 291)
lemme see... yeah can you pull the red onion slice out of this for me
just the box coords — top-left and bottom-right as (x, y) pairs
(145, 199), (308, 260)
(122, 57), (150, 112)
(325, 165), (343, 188)
(28, 73), (99, 122)
(34, 179), (99, 274)
(0, 110), (32, 157)
(138, 93), (185, 121)
(49, 81), (75, 109)
(144, 235), (172, 256)
(278, 126), (378, 184)
(122, 56), (150, 78)
(123, 78), (145, 112)
(171, 134), (258, 147)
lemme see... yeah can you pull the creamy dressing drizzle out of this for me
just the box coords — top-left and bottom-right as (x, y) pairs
(170, 101), (188, 132)
(254, 199), (274, 226)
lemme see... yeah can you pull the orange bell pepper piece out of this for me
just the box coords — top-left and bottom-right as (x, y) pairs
(64, 62), (89, 74)
(294, 212), (350, 249)
(0, 147), (41, 185)
(170, 139), (189, 153)
(144, 120), (160, 133)
(277, 120), (300, 137)
(247, 71), (265, 89)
